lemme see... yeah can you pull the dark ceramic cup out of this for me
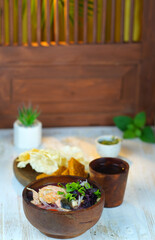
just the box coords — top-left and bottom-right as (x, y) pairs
(89, 157), (129, 208)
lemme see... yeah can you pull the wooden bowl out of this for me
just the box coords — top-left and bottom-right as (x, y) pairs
(22, 175), (105, 239)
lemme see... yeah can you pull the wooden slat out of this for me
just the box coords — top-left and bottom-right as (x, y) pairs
(101, 0), (107, 43)
(111, 0), (116, 43)
(0, 112), (135, 128)
(129, 0), (134, 42)
(93, 0), (97, 44)
(37, 111), (134, 127)
(18, 0), (22, 45)
(139, 0), (155, 123)
(0, 0), (4, 45)
(120, 0), (125, 43)
(9, 0), (13, 45)
(54, 0), (59, 45)
(27, 0), (31, 46)
(83, 0), (88, 44)
(37, 0), (41, 45)
(12, 77), (122, 103)
(46, 0), (50, 45)
(0, 65), (136, 81)
(0, 44), (142, 66)
(74, 0), (78, 44)
(65, 0), (69, 44)
(0, 101), (133, 117)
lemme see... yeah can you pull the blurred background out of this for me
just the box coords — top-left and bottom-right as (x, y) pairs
(0, 0), (154, 127)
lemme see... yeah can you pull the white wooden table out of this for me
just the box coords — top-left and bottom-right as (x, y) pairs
(0, 126), (155, 240)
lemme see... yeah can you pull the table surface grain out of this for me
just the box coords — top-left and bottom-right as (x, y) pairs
(0, 126), (155, 240)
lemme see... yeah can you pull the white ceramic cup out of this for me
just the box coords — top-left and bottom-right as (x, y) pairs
(95, 135), (122, 158)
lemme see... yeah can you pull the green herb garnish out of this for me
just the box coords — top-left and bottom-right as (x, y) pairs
(99, 137), (119, 145)
(65, 182), (88, 199)
(94, 189), (101, 198)
(57, 191), (65, 195)
(65, 182), (81, 193)
(65, 193), (76, 201)
(58, 183), (65, 188)
(66, 182), (87, 196)
(84, 182), (91, 189)
(60, 181), (101, 203)
(78, 187), (86, 196)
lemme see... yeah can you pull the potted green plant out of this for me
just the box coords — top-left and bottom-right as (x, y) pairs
(13, 105), (42, 149)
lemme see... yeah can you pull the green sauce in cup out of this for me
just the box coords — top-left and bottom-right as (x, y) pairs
(99, 137), (120, 145)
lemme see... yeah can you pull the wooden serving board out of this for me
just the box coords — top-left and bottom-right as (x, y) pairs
(13, 158), (90, 187)
(13, 158), (40, 186)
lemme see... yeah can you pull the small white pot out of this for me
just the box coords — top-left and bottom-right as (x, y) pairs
(13, 120), (42, 150)
(95, 135), (122, 158)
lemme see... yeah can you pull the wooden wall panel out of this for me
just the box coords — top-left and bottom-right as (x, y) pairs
(12, 78), (122, 102)
(0, 43), (142, 128)
(0, 56), (140, 128)
(0, 74), (11, 102)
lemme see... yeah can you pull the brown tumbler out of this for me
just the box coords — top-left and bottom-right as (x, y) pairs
(89, 157), (129, 208)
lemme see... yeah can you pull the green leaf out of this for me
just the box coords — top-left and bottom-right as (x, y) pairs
(134, 112), (146, 128)
(134, 128), (142, 137)
(140, 126), (155, 143)
(113, 116), (133, 131)
(127, 123), (135, 130)
(123, 130), (136, 139)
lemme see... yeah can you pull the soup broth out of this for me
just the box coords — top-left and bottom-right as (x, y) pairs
(27, 180), (101, 211)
